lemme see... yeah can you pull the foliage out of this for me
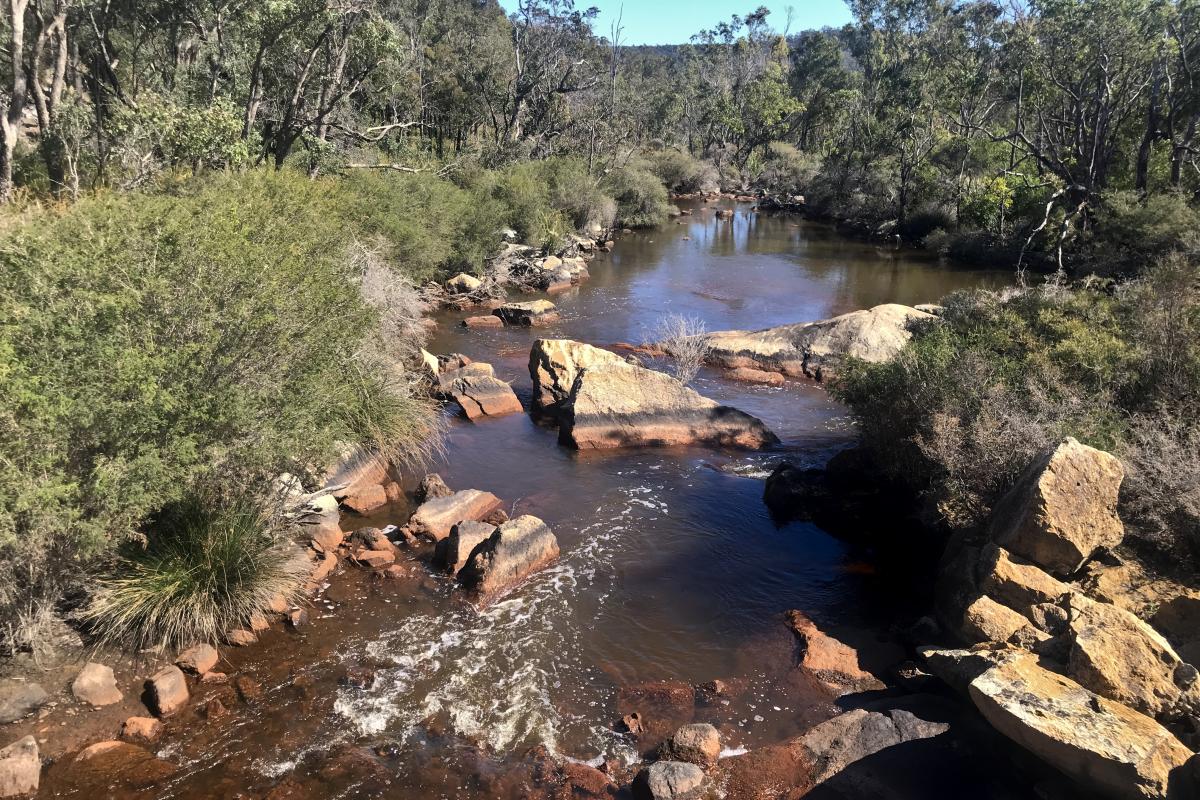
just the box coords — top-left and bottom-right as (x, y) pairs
(0, 169), (443, 645)
(831, 252), (1200, 563)
(607, 162), (671, 228)
(82, 493), (310, 651)
(646, 149), (718, 193)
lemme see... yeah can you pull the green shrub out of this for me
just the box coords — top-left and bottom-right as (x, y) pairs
(82, 493), (309, 650)
(831, 269), (1197, 559)
(756, 142), (820, 195)
(0, 169), (441, 648)
(607, 162), (670, 228)
(647, 149), (718, 194)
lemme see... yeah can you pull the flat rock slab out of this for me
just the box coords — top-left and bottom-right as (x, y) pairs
(408, 489), (503, 542)
(461, 314), (503, 328)
(786, 610), (886, 695)
(459, 515), (560, 602)
(798, 707), (949, 787)
(494, 300), (560, 327)
(704, 303), (934, 380)
(559, 359), (778, 450)
(967, 650), (1192, 800)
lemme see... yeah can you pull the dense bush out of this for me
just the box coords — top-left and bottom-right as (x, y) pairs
(831, 254), (1200, 563)
(646, 149), (719, 194)
(0, 169), (443, 650)
(607, 161), (671, 228)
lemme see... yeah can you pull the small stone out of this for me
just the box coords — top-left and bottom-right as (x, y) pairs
(146, 666), (189, 718)
(663, 723), (721, 766)
(620, 712), (644, 736)
(176, 643), (219, 675)
(287, 609), (309, 629)
(0, 682), (48, 724)
(266, 594), (290, 614)
(416, 474), (453, 503)
(632, 761), (704, 800)
(248, 611), (270, 632)
(0, 735), (39, 798)
(200, 671), (229, 685)
(71, 662), (123, 707)
(121, 717), (163, 744)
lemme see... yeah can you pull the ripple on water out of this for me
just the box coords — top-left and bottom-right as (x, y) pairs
(332, 482), (662, 766)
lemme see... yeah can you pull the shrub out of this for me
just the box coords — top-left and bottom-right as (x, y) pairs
(0, 169), (441, 648)
(756, 142), (821, 196)
(607, 162), (671, 228)
(82, 493), (310, 651)
(647, 149), (719, 193)
(832, 257), (1200, 565)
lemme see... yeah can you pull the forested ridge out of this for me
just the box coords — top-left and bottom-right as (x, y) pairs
(0, 0), (1198, 659)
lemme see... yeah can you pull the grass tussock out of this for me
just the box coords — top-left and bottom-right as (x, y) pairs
(647, 314), (711, 386)
(83, 493), (310, 651)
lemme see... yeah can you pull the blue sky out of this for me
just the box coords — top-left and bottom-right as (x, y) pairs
(500, 2), (854, 45)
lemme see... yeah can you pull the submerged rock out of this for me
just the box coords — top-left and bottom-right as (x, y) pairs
(725, 366), (785, 385)
(68, 740), (174, 790)
(458, 515), (560, 601)
(121, 717), (163, 745)
(987, 437), (1125, 576)
(407, 489), (504, 542)
(558, 359), (777, 450)
(0, 736), (39, 798)
(966, 650), (1192, 800)
(704, 303), (935, 380)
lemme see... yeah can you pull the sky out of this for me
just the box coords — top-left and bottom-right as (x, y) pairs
(499, 1), (854, 46)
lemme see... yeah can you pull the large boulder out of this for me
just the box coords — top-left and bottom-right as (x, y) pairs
(1065, 594), (1199, 720)
(631, 761), (705, 800)
(0, 736), (39, 798)
(458, 515), (560, 601)
(960, 595), (1039, 645)
(493, 300), (560, 327)
(988, 438), (1125, 576)
(71, 662), (123, 707)
(0, 682), (48, 724)
(967, 650), (1193, 800)
(704, 304), (935, 380)
(528, 339), (625, 414)
(786, 610), (885, 695)
(557, 359), (778, 450)
(407, 489), (503, 542)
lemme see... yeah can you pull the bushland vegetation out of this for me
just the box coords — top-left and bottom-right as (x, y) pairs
(2, 0), (1200, 648)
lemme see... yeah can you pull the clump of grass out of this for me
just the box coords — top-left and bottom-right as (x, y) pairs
(83, 493), (310, 651)
(647, 314), (711, 386)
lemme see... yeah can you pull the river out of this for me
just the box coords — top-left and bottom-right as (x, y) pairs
(42, 200), (1019, 799)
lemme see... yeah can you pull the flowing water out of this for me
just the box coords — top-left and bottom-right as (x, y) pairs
(41, 202), (1018, 799)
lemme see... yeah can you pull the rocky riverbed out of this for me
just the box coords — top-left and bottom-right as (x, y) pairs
(3, 199), (1194, 800)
